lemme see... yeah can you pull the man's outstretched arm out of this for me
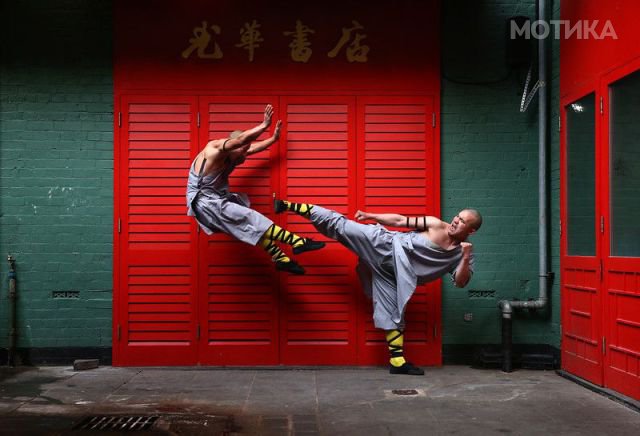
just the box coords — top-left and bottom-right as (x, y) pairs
(247, 120), (282, 156)
(214, 104), (275, 152)
(355, 210), (440, 229)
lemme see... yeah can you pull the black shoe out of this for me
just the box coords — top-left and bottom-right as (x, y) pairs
(389, 362), (424, 376)
(275, 260), (305, 275)
(293, 238), (325, 255)
(274, 198), (287, 214)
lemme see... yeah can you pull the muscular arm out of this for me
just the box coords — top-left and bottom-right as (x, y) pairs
(247, 120), (282, 156)
(216, 104), (275, 152)
(453, 242), (473, 288)
(354, 210), (441, 229)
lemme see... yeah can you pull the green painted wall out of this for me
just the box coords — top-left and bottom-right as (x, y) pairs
(0, 1), (114, 349)
(441, 0), (561, 346)
(0, 0), (561, 354)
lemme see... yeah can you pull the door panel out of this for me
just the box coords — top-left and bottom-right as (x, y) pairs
(603, 67), (640, 400)
(198, 97), (279, 365)
(357, 96), (440, 365)
(561, 92), (602, 384)
(279, 97), (359, 364)
(117, 96), (199, 365)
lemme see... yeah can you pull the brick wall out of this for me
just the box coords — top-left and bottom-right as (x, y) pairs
(0, 0), (113, 349)
(441, 0), (561, 346)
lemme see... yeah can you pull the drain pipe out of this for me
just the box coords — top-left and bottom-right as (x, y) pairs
(499, 0), (551, 372)
(7, 255), (17, 366)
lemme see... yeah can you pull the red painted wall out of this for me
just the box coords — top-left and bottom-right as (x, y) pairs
(114, 0), (439, 94)
(561, 0), (640, 96)
(113, 0), (441, 366)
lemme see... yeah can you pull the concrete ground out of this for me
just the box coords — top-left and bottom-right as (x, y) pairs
(0, 366), (639, 436)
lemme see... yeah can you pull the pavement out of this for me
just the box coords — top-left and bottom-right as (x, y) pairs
(1, 365), (639, 435)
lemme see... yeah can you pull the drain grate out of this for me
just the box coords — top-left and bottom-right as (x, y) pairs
(392, 389), (419, 396)
(73, 415), (159, 431)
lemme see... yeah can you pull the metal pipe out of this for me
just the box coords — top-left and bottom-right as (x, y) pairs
(7, 254), (17, 366)
(499, 0), (550, 371)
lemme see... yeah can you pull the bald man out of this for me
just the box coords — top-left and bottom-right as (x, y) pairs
(274, 198), (482, 375)
(187, 105), (324, 275)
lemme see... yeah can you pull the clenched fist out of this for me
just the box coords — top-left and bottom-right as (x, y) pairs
(461, 241), (473, 257)
(354, 210), (370, 221)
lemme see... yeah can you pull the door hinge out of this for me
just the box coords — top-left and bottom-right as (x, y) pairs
(558, 115), (561, 132)
(600, 215), (604, 233)
(559, 219), (562, 238)
(600, 96), (604, 115)
(118, 112), (122, 128)
(117, 324), (121, 341)
(197, 111), (201, 128)
(432, 113), (436, 128)
(599, 258), (603, 282)
(602, 336), (606, 355)
(196, 324), (201, 339)
(118, 218), (121, 233)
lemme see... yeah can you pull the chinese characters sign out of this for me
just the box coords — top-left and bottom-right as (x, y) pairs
(182, 19), (370, 63)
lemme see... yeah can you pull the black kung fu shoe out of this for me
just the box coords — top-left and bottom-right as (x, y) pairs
(389, 362), (425, 376)
(275, 259), (306, 275)
(293, 238), (326, 255)
(274, 198), (287, 214)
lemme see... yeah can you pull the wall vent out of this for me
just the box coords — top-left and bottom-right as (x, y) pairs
(468, 289), (496, 299)
(52, 291), (80, 299)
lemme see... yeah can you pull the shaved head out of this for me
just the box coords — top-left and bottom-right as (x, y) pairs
(462, 208), (483, 230)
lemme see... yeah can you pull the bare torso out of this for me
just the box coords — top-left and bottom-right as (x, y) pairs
(418, 221), (459, 251)
(192, 140), (248, 176)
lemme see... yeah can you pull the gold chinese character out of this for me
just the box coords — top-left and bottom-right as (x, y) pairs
(236, 20), (264, 62)
(283, 20), (315, 63)
(181, 21), (223, 59)
(328, 20), (369, 63)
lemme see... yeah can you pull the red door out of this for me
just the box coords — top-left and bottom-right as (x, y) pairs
(115, 94), (441, 366)
(560, 88), (603, 384)
(601, 61), (640, 401)
(115, 95), (199, 365)
(197, 97), (280, 365)
(561, 61), (640, 401)
(356, 96), (441, 365)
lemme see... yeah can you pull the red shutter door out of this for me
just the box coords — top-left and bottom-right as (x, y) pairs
(198, 97), (279, 365)
(357, 96), (441, 365)
(116, 96), (198, 365)
(279, 97), (359, 364)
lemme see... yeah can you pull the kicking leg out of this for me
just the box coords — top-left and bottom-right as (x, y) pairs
(275, 198), (391, 265)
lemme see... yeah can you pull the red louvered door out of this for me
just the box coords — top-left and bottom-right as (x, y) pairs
(279, 97), (359, 364)
(357, 96), (440, 365)
(198, 97), (280, 364)
(115, 94), (440, 366)
(116, 96), (199, 365)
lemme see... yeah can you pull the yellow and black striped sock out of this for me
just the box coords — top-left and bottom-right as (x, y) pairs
(259, 238), (291, 263)
(263, 224), (305, 249)
(282, 200), (314, 218)
(386, 329), (406, 368)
